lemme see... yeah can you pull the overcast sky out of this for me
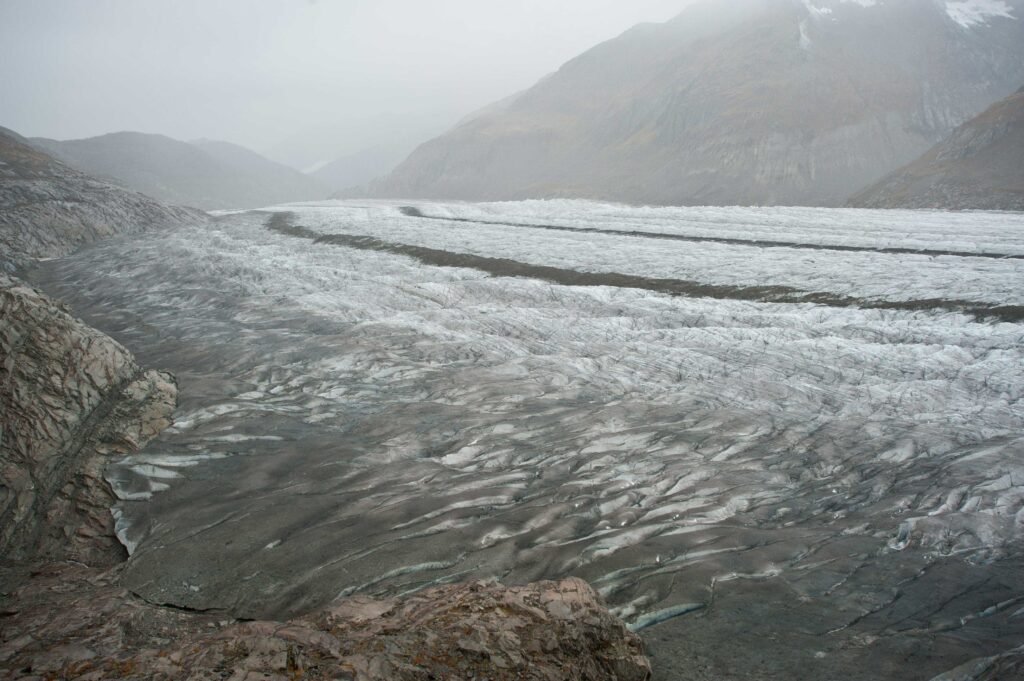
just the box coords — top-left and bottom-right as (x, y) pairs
(0, 0), (689, 168)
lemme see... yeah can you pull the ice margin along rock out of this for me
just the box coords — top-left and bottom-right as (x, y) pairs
(0, 274), (178, 565)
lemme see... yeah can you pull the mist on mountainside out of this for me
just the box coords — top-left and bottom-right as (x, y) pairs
(369, 0), (1024, 206)
(0, 0), (693, 176)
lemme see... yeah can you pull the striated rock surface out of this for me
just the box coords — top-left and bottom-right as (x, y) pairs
(367, 0), (1024, 207)
(849, 86), (1024, 210)
(0, 564), (650, 681)
(0, 125), (205, 272)
(0, 274), (177, 566)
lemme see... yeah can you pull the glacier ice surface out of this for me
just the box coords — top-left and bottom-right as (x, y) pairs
(28, 199), (1024, 678)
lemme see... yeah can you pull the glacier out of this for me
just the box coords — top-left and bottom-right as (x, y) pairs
(27, 200), (1024, 680)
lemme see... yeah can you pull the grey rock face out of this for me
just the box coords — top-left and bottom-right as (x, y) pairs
(0, 565), (651, 681)
(849, 87), (1024, 210)
(0, 126), (205, 272)
(0, 275), (177, 565)
(0, 126), (194, 563)
(370, 0), (1024, 206)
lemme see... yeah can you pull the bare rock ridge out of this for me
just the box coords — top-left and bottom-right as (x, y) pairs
(0, 275), (178, 565)
(0, 126), (205, 273)
(1, 567), (651, 681)
(849, 85), (1024, 210)
(365, 0), (1024, 206)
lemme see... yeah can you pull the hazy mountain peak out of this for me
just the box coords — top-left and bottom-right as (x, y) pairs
(31, 132), (326, 210)
(369, 0), (1024, 206)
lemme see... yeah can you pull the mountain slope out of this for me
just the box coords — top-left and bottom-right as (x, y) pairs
(32, 132), (326, 210)
(370, 0), (1024, 206)
(849, 86), (1024, 209)
(192, 138), (328, 204)
(0, 126), (203, 272)
(313, 142), (415, 195)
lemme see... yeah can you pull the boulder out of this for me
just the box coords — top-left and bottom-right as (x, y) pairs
(0, 564), (651, 681)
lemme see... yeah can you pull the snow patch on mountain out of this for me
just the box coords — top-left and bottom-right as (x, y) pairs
(945, 0), (1015, 27)
(799, 18), (814, 49)
(802, 0), (833, 17)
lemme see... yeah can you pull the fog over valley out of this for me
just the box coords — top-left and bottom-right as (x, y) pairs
(0, 0), (691, 173)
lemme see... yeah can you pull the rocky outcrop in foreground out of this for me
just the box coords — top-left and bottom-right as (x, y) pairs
(0, 564), (650, 681)
(0, 274), (177, 566)
(0, 126), (204, 272)
(849, 87), (1024, 210)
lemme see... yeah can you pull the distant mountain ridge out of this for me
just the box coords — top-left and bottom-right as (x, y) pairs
(849, 86), (1024, 210)
(31, 132), (327, 210)
(0, 126), (204, 272)
(368, 0), (1024, 207)
(192, 138), (329, 205)
(313, 142), (416, 197)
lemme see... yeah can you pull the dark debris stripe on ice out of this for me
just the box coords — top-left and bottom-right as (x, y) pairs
(399, 206), (1024, 261)
(267, 212), (1024, 324)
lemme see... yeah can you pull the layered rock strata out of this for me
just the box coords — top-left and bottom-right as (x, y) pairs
(0, 275), (177, 565)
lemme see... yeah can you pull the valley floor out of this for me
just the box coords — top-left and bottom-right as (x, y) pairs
(25, 200), (1024, 680)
